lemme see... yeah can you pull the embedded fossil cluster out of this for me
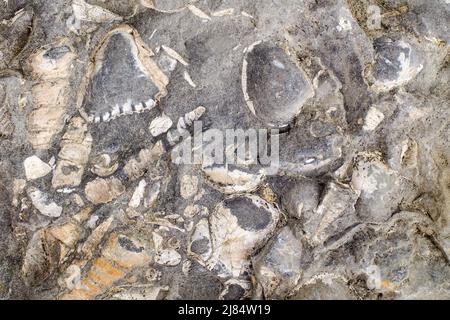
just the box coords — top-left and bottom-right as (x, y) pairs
(0, 0), (449, 300)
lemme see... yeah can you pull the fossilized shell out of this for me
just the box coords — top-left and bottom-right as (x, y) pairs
(253, 226), (303, 298)
(84, 177), (125, 204)
(52, 117), (92, 189)
(140, 0), (192, 13)
(242, 41), (314, 128)
(124, 141), (165, 181)
(0, 9), (33, 69)
(202, 164), (264, 194)
(0, 84), (14, 138)
(207, 195), (281, 278)
(72, 0), (123, 23)
(364, 38), (423, 92)
(110, 285), (169, 300)
(129, 179), (147, 208)
(179, 174), (198, 199)
(61, 234), (152, 300)
(27, 187), (63, 218)
(90, 153), (119, 177)
(167, 106), (207, 146)
(363, 106), (385, 131)
(78, 24), (168, 123)
(26, 41), (76, 150)
(303, 182), (360, 245)
(155, 249), (182, 266)
(23, 155), (52, 180)
(219, 279), (252, 300)
(149, 113), (173, 137)
(351, 152), (418, 222)
(22, 229), (60, 286)
(188, 218), (212, 264)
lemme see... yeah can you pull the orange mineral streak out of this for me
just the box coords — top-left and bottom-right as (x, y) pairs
(60, 234), (151, 300)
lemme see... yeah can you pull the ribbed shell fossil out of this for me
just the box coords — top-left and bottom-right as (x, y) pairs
(27, 42), (76, 150)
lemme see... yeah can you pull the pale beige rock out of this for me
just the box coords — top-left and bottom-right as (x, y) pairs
(23, 155), (52, 180)
(85, 177), (125, 204)
(149, 113), (173, 137)
(155, 249), (182, 266)
(180, 175), (198, 199)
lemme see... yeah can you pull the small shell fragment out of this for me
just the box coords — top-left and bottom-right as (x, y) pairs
(161, 45), (189, 66)
(27, 187), (62, 218)
(23, 155), (52, 180)
(187, 4), (211, 21)
(149, 113), (173, 137)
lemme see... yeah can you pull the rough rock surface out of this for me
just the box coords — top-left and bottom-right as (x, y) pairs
(0, 0), (449, 300)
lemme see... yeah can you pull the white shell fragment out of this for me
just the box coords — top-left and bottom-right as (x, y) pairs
(161, 45), (189, 66)
(363, 106), (385, 131)
(23, 155), (52, 180)
(187, 4), (211, 21)
(149, 113), (173, 137)
(27, 187), (62, 218)
(72, 0), (123, 23)
(129, 179), (147, 208)
(202, 164), (264, 194)
(155, 249), (182, 266)
(207, 195), (281, 277)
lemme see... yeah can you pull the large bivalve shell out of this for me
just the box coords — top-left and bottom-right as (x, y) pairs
(78, 24), (168, 124)
(207, 195), (281, 278)
(364, 38), (423, 92)
(242, 41), (314, 128)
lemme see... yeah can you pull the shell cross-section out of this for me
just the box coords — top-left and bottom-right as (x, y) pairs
(79, 25), (168, 124)
(242, 41), (314, 128)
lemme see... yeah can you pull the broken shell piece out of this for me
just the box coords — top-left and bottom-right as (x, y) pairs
(140, 0), (190, 13)
(22, 229), (61, 286)
(363, 106), (385, 131)
(242, 41), (314, 128)
(183, 204), (208, 218)
(72, 0), (123, 23)
(91, 153), (119, 177)
(202, 164), (264, 194)
(144, 182), (161, 208)
(149, 113), (173, 137)
(188, 218), (212, 263)
(52, 117), (92, 188)
(124, 141), (165, 181)
(155, 249), (182, 266)
(161, 45), (189, 66)
(254, 226), (303, 298)
(180, 175), (199, 199)
(303, 182), (359, 245)
(84, 177), (125, 204)
(78, 25), (168, 123)
(365, 38), (423, 92)
(129, 179), (147, 208)
(207, 195), (281, 278)
(187, 4), (211, 21)
(27, 42), (76, 150)
(219, 279), (252, 300)
(351, 152), (418, 222)
(23, 155), (52, 180)
(27, 187), (62, 218)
